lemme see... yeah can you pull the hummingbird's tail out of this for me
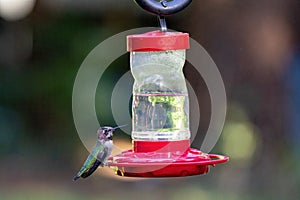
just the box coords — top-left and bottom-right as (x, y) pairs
(73, 175), (80, 181)
(113, 124), (128, 130)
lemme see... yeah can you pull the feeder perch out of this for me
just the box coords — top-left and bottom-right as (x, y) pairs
(108, 30), (228, 177)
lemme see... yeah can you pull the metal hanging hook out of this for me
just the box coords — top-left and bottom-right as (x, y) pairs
(134, 0), (192, 16)
(158, 16), (167, 31)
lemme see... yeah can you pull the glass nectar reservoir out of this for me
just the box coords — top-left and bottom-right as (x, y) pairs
(129, 31), (190, 141)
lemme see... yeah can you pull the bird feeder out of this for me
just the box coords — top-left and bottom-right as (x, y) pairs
(108, 0), (228, 177)
(108, 30), (228, 177)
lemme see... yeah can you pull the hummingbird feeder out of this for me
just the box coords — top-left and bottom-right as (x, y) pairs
(108, 0), (228, 177)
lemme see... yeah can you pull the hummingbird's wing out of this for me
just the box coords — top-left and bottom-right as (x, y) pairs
(80, 146), (109, 178)
(80, 159), (102, 178)
(73, 140), (105, 181)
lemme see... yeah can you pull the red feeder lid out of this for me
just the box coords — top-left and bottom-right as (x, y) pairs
(127, 30), (189, 52)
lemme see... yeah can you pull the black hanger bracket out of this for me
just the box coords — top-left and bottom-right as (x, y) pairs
(134, 0), (192, 16)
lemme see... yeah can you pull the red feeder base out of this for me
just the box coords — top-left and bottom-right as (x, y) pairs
(108, 140), (228, 177)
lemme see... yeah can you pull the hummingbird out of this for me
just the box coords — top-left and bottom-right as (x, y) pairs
(73, 125), (127, 181)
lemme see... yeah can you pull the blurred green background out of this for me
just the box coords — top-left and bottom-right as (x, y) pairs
(0, 0), (300, 200)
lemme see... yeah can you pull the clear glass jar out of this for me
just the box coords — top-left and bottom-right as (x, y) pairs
(130, 49), (190, 141)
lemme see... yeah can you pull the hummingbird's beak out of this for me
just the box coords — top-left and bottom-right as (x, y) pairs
(113, 124), (128, 130)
